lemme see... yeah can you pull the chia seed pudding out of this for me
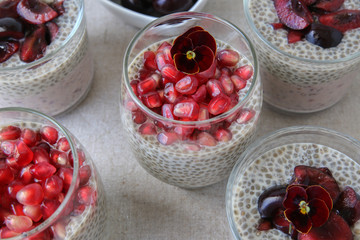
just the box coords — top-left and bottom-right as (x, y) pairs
(120, 13), (262, 188)
(0, 108), (107, 239)
(243, 0), (360, 113)
(0, 0), (94, 116)
(226, 127), (360, 239)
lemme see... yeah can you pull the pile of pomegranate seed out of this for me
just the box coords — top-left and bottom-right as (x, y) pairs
(0, 124), (95, 239)
(126, 40), (255, 148)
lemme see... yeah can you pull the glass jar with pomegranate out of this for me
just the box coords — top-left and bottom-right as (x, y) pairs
(0, 107), (107, 239)
(120, 12), (263, 188)
(0, 0), (94, 116)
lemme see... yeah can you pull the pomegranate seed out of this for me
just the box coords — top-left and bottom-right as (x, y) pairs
(5, 215), (33, 233)
(184, 143), (201, 151)
(156, 41), (172, 53)
(164, 83), (179, 104)
(197, 132), (217, 147)
(195, 60), (216, 79)
(143, 51), (157, 71)
(130, 80), (139, 96)
(16, 183), (44, 206)
(137, 76), (159, 95)
(0, 162), (14, 185)
(26, 227), (51, 240)
(57, 137), (70, 152)
(20, 128), (37, 147)
(19, 165), (33, 184)
(73, 204), (86, 216)
(214, 128), (233, 142)
(161, 64), (184, 83)
(43, 175), (63, 199)
(14, 140), (34, 167)
(10, 202), (25, 216)
(51, 220), (67, 239)
(221, 67), (232, 76)
(220, 74), (234, 95)
(173, 99), (200, 119)
(23, 205), (42, 222)
(157, 132), (179, 145)
(6, 157), (21, 170)
(214, 67), (221, 79)
(57, 193), (65, 203)
(175, 75), (199, 95)
(208, 94), (232, 115)
(191, 84), (207, 103)
(234, 65), (253, 81)
(50, 149), (68, 167)
(237, 109), (255, 124)
(0, 226), (20, 238)
(162, 103), (176, 120)
(8, 180), (25, 199)
(231, 75), (247, 90)
(161, 45), (172, 63)
(132, 111), (147, 124)
(206, 79), (224, 98)
(77, 185), (95, 206)
(139, 68), (151, 80)
(141, 91), (163, 108)
(35, 142), (50, 153)
(68, 149), (86, 167)
(197, 106), (211, 130)
(138, 122), (157, 135)
(173, 126), (194, 140)
(57, 167), (73, 192)
(217, 49), (240, 67)
(156, 52), (171, 70)
(0, 126), (21, 141)
(40, 126), (58, 144)
(1, 140), (16, 156)
(0, 208), (11, 223)
(79, 165), (91, 186)
(125, 99), (138, 112)
(0, 186), (12, 208)
(41, 199), (60, 220)
(30, 162), (56, 180)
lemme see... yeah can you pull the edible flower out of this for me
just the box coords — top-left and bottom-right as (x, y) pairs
(283, 185), (333, 233)
(170, 26), (216, 75)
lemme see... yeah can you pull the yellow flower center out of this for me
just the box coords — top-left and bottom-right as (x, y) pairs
(299, 200), (310, 215)
(186, 50), (196, 60)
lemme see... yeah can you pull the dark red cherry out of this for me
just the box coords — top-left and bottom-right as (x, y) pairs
(0, 17), (24, 39)
(17, 0), (58, 24)
(152, 0), (193, 15)
(334, 186), (360, 226)
(20, 24), (47, 62)
(258, 185), (287, 219)
(305, 23), (343, 49)
(0, 0), (20, 18)
(0, 40), (19, 63)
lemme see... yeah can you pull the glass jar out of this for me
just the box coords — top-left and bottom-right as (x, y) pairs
(226, 126), (360, 239)
(0, 0), (94, 116)
(120, 12), (262, 188)
(0, 107), (107, 239)
(243, 0), (360, 113)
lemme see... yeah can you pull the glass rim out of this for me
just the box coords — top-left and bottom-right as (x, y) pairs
(243, 0), (360, 64)
(123, 11), (259, 126)
(225, 125), (360, 239)
(0, 0), (84, 72)
(0, 107), (80, 239)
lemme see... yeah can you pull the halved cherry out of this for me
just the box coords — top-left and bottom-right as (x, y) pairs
(20, 24), (47, 62)
(305, 23), (343, 48)
(45, 21), (59, 44)
(0, 40), (19, 63)
(0, 0), (21, 18)
(312, 0), (345, 12)
(17, 0), (58, 24)
(0, 17), (24, 39)
(319, 10), (360, 33)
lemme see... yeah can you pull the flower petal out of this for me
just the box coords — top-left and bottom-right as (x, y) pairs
(193, 45), (215, 72)
(284, 208), (312, 233)
(308, 199), (330, 227)
(174, 53), (199, 74)
(188, 30), (217, 55)
(283, 185), (308, 209)
(171, 36), (193, 57)
(306, 185), (333, 211)
(181, 26), (205, 37)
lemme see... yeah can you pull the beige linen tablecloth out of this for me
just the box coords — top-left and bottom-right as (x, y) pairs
(56, 0), (360, 239)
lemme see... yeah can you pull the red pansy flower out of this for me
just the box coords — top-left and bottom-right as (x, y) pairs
(283, 185), (333, 233)
(170, 26), (216, 75)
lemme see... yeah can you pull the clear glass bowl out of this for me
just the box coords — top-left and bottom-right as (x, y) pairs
(120, 12), (262, 188)
(0, 107), (107, 239)
(243, 0), (360, 113)
(226, 126), (360, 239)
(0, 0), (94, 116)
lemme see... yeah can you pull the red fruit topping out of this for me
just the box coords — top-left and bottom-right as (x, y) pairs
(8, 180), (25, 199)
(219, 74), (234, 95)
(157, 131), (179, 145)
(161, 64), (184, 83)
(173, 99), (200, 119)
(0, 17), (24, 39)
(10, 202), (25, 216)
(0, 125), (20, 141)
(79, 165), (91, 186)
(258, 185), (287, 219)
(273, 0), (313, 30)
(0, 226), (20, 238)
(20, 128), (37, 147)
(312, 0), (345, 12)
(236, 109), (255, 124)
(41, 199), (60, 220)
(319, 10), (360, 33)
(19, 164), (33, 184)
(305, 23), (343, 48)
(164, 83), (179, 104)
(32, 146), (50, 164)
(77, 185), (95, 206)
(184, 143), (201, 151)
(17, 0), (58, 24)
(287, 29), (304, 43)
(297, 212), (353, 240)
(138, 122), (157, 135)
(334, 186), (360, 226)
(208, 94), (231, 115)
(197, 132), (217, 147)
(214, 128), (232, 142)
(162, 103), (176, 120)
(0, 40), (19, 63)
(257, 219), (273, 231)
(270, 22), (285, 29)
(156, 52), (172, 71)
(16, 183), (44, 206)
(0, 0), (21, 18)
(57, 167), (73, 192)
(173, 126), (194, 140)
(206, 79), (224, 98)
(50, 149), (68, 167)
(0, 162), (14, 185)
(191, 84), (207, 103)
(20, 24), (47, 62)
(234, 65), (254, 81)
(217, 49), (240, 67)
(23, 205), (42, 222)
(51, 0), (65, 15)
(195, 59), (216, 79)
(272, 209), (298, 239)
(143, 51), (157, 71)
(40, 126), (58, 145)
(30, 162), (56, 180)
(57, 137), (70, 152)
(5, 215), (33, 233)
(132, 110), (147, 124)
(45, 21), (59, 43)
(42, 175), (63, 199)
(1, 140), (16, 155)
(68, 149), (85, 167)
(230, 75), (247, 91)
(175, 75), (199, 95)
(14, 140), (34, 167)
(137, 76), (159, 95)
(141, 91), (163, 109)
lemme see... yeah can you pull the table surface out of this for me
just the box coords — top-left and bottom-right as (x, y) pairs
(56, 0), (360, 239)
